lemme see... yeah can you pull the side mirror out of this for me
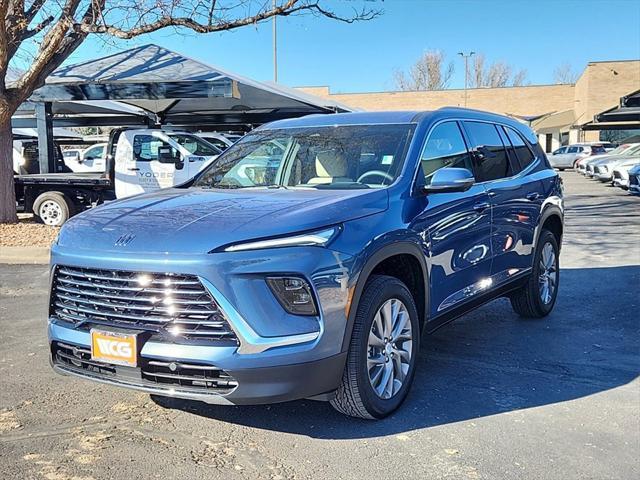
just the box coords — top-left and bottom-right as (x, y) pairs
(158, 146), (181, 165)
(422, 167), (475, 194)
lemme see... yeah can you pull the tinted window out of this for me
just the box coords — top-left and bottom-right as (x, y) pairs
(568, 146), (579, 153)
(505, 127), (535, 170)
(420, 122), (472, 184)
(463, 121), (512, 182)
(591, 145), (606, 154)
(169, 134), (221, 156)
(84, 145), (104, 159)
(553, 147), (566, 155)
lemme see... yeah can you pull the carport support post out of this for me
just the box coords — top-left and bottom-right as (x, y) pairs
(36, 102), (54, 174)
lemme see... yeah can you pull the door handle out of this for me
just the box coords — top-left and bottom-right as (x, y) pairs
(526, 192), (541, 201)
(473, 202), (491, 212)
(127, 167), (140, 171)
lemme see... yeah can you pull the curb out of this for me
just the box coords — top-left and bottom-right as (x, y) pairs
(0, 246), (50, 265)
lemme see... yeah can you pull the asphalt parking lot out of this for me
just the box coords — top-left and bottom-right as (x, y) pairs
(1, 172), (638, 480)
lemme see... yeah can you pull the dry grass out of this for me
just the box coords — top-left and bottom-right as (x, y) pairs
(0, 215), (59, 248)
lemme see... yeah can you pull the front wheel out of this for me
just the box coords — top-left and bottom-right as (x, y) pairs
(510, 230), (559, 318)
(330, 275), (420, 419)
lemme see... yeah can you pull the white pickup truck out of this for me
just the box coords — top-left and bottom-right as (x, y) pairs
(14, 128), (222, 226)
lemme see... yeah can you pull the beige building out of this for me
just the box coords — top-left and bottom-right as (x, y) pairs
(297, 60), (640, 152)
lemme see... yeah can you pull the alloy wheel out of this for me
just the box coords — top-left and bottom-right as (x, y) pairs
(538, 242), (557, 304)
(367, 298), (413, 399)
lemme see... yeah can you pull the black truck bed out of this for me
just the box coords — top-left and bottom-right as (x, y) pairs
(15, 172), (111, 188)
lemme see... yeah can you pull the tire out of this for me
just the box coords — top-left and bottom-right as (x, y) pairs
(510, 230), (559, 318)
(33, 191), (74, 227)
(330, 275), (420, 419)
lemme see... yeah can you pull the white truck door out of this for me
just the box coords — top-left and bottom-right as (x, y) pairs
(115, 130), (192, 199)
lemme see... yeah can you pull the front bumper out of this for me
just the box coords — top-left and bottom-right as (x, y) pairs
(49, 326), (346, 405)
(48, 244), (355, 404)
(594, 172), (612, 181)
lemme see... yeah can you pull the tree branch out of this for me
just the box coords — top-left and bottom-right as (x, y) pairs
(79, 0), (379, 38)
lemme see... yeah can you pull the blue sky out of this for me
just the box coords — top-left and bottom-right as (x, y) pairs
(65, 0), (640, 92)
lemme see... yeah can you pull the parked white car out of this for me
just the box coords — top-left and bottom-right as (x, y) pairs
(62, 143), (108, 172)
(590, 145), (640, 180)
(548, 144), (607, 170)
(611, 159), (640, 189)
(195, 131), (239, 151)
(576, 143), (637, 175)
(628, 164), (640, 195)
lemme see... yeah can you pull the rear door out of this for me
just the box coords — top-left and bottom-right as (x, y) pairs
(411, 121), (493, 317)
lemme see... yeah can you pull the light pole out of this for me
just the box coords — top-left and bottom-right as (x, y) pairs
(272, 0), (278, 83)
(458, 51), (475, 107)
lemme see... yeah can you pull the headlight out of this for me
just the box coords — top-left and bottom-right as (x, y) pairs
(221, 226), (339, 253)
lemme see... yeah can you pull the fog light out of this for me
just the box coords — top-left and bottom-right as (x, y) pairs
(267, 276), (318, 316)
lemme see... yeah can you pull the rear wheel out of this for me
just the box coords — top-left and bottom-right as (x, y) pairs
(330, 275), (420, 419)
(33, 191), (74, 227)
(510, 230), (559, 318)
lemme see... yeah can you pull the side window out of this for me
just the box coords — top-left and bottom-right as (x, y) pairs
(463, 121), (512, 182)
(420, 121), (472, 184)
(133, 135), (175, 162)
(567, 146), (579, 154)
(553, 147), (566, 155)
(84, 145), (104, 159)
(504, 126), (535, 170)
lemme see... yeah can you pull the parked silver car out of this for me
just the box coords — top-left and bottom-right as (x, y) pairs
(548, 144), (607, 170)
(611, 159), (640, 189)
(590, 145), (640, 180)
(577, 143), (637, 175)
(628, 164), (640, 195)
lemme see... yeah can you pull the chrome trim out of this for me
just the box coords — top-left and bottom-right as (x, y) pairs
(410, 116), (543, 195)
(198, 277), (320, 354)
(438, 267), (531, 312)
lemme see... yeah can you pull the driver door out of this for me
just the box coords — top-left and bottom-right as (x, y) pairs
(411, 121), (492, 318)
(130, 133), (185, 196)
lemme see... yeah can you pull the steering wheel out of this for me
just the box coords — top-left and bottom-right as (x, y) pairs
(357, 170), (394, 185)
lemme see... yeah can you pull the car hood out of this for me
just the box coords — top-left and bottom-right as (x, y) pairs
(57, 187), (388, 254)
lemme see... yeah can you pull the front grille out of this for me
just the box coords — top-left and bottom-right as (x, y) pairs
(630, 175), (639, 186)
(613, 171), (622, 180)
(53, 342), (237, 394)
(51, 266), (237, 342)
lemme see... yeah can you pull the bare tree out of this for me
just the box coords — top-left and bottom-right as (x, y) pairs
(553, 62), (579, 84)
(394, 50), (455, 91)
(0, 1), (379, 223)
(470, 53), (529, 88)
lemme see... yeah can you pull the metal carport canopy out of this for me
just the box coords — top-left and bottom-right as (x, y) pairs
(29, 44), (352, 127)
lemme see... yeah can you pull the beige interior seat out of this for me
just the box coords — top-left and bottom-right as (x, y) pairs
(307, 151), (351, 184)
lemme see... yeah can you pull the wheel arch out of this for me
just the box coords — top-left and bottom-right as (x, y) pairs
(341, 242), (429, 352)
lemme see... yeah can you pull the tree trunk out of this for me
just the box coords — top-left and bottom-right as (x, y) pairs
(0, 97), (18, 224)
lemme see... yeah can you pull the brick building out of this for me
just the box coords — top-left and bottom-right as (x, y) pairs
(297, 60), (640, 152)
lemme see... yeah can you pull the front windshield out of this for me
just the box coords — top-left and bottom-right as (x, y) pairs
(193, 124), (415, 190)
(169, 134), (222, 156)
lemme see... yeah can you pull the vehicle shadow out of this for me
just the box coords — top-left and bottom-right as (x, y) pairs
(152, 265), (640, 439)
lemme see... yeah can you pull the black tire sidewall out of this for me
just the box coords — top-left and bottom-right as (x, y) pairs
(353, 276), (420, 418)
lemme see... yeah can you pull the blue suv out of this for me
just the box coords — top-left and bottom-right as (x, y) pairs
(48, 108), (563, 419)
